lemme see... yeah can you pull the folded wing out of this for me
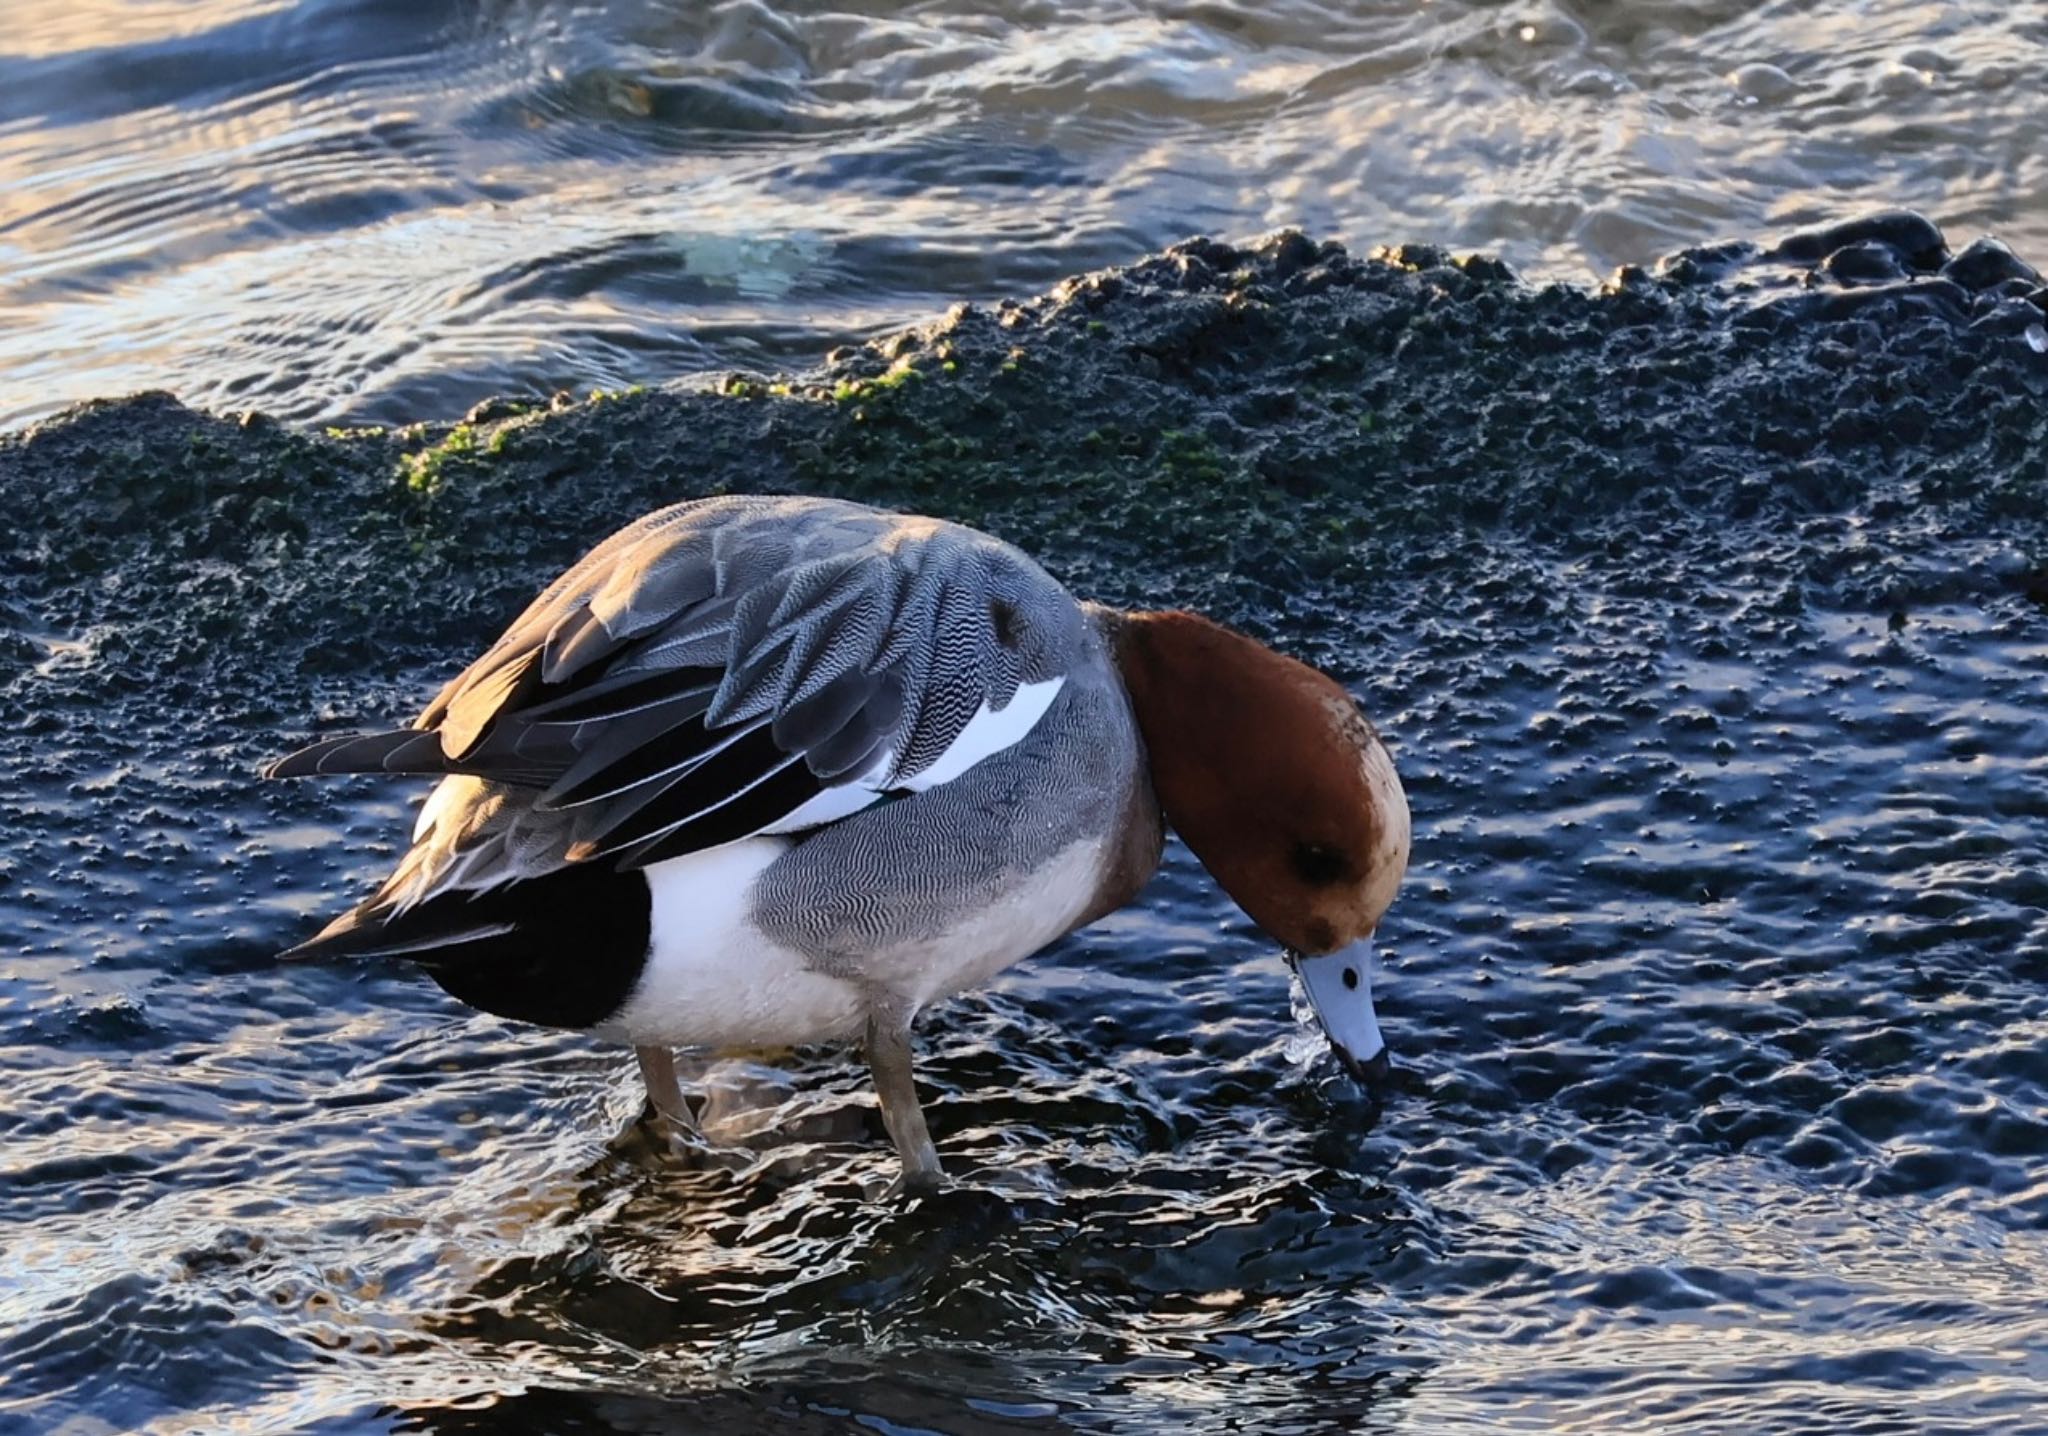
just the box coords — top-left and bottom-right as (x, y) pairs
(269, 496), (1082, 883)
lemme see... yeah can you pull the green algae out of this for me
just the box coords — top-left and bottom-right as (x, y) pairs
(3, 223), (2044, 713)
(397, 422), (480, 496)
(833, 360), (927, 406)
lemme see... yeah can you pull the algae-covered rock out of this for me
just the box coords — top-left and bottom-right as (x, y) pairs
(0, 209), (2039, 858)
(4, 213), (2042, 729)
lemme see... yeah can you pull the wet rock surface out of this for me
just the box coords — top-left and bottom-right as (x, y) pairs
(3, 213), (2047, 1432)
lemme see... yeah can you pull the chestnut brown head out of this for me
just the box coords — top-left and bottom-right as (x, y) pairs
(1112, 609), (1410, 1076)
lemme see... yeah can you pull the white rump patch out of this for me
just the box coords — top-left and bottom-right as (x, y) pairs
(901, 676), (1065, 792)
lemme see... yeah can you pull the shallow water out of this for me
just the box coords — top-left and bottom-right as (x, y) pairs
(5, 482), (2048, 1432)
(2, 0), (2046, 429)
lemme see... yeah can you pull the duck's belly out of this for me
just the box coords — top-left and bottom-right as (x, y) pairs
(592, 832), (1110, 1050)
(863, 833), (1113, 1011)
(592, 839), (865, 1049)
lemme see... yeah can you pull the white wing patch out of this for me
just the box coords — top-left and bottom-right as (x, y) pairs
(755, 675), (1066, 834)
(413, 773), (470, 842)
(901, 676), (1065, 792)
(759, 749), (895, 835)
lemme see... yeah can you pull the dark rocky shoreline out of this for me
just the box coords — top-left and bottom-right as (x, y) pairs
(3, 210), (2044, 741)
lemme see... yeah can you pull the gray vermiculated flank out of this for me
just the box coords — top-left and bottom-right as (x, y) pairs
(752, 626), (1148, 964)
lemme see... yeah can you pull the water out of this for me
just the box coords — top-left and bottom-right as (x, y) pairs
(2, 0), (2045, 430)
(6, 4), (2048, 1434)
(6, 441), (2047, 1432)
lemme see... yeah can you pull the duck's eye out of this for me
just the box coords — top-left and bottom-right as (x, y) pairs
(1342, 966), (1359, 990)
(1290, 840), (1351, 887)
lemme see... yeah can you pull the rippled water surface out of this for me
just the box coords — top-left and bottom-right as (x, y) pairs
(7, 500), (2048, 1431)
(2, 0), (2046, 428)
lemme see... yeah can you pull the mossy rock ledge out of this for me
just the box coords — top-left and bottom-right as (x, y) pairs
(3, 211), (2045, 742)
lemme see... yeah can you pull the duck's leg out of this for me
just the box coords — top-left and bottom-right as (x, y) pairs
(635, 1045), (701, 1145)
(864, 1004), (944, 1194)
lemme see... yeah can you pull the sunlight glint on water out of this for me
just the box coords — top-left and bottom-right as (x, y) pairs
(1, 0), (2044, 428)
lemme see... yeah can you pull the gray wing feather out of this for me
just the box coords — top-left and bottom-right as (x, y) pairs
(270, 495), (1087, 893)
(804, 667), (907, 783)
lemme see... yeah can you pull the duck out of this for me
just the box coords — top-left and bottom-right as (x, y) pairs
(268, 494), (1410, 1191)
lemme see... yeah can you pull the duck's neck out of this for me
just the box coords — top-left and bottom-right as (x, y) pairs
(1108, 607), (1300, 857)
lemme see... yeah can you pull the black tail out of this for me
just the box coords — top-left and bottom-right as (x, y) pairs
(280, 861), (654, 1031)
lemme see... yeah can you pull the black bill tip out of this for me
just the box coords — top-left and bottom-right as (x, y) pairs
(1334, 1044), (1393, 1090)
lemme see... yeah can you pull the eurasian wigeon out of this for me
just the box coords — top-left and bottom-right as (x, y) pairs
(269, 495), (1410, 1190)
